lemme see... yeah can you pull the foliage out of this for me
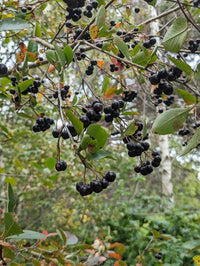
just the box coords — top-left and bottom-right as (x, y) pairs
(0, 0), (200, 264)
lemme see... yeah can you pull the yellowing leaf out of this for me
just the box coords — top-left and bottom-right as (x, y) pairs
(105, 86), (117, 99)
(115, 22), (122, 28)
(193, 255), (200, 266)
(89, 24), (98, 39)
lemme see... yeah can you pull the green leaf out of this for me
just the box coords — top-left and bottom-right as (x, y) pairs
(4, 246), (15, 259)
(55, 227), (67, 246)
(47, 174), (59, 181)
(125, 120), (137, 136)
(7, 230), (46, 240)
(45, 157), (56, 170)
(162, 17), (188, 52)
(1, 77), (11, 86)
(5, 177), (16, 186)
(180, 127), (200, 156)
(8, 184), (15, 213)
(79, 134), (97, 151)
(34, 22), (42, 37)
(22, 53), (28, 76)
(90, 150), (115, 161)
(168, 56), (192, 76)
(85, 124), (109, 153)
(65, 109), (83, 135)
(4, 212), (23, 237)
(63, 45), (74, 65)
(46, 50), (57, 65)
(55, 44), (66, 67)
(175, 88), (196, 105)
(148, 0), (157, 7)
(0, 17), (31, 31)
(28, 41), (38, 55)
(18, 78), (35, 92)
(152, 106), (193, 135)
(114, 37), (130, 60)
(95, 5), (106, 28)
(102, 76), (110, 93)
(132, 47), (154, 67)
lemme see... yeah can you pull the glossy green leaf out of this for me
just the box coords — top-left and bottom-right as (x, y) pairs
(63, 45), (74, 65)
(180, 127), (200, 156)
(125, 120), (137, 136)
(175, 88), (196, 105)
(34, 21), (42, 37)
(132, 48), (154, 67)
(90, 150), (115, 160)
(18, 78), (35, 92)
(0, 17), (31, 31)
(7, 230), (46, 240)
(3, 246), (15, 259)
(8, 183), (15, 213)
(4, 212), (23, 237)
(168, 56), (192, 75)
(152, 107), (193, 135)
(102, 76), (110, 93)
(95, 5), (106, 28)
(22, 53), (28, 76)
(55, 44), (66, 67)
(1, 77), (10, 86)
(46, 50), (57, 65)
(45, 157), (56, 170)
(79, 134), (97, 151)
(162, 17), (188, 52)
(114, 37), (131, 60)
(65, 109), (83, 135)
(85, 124), (109, 153)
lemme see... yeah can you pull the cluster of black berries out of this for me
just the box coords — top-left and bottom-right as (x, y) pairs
(10, 76), (41, 95)
(73, 28), (91, 41)
(126, 141), (150, 157)
(143, 36), (156, 49)
(155, 251), (162, 260)
(55, 160), (67, 171)
(33, 117), (54, 132)
(85, 59), (97, 75)
(52, 123), (78, 139)
(83, 1), (98, 18)
(0, 63), (8, 75)
(188, 39), (200, 53)
(110, 63), (118, 72)
(134, 151), (162, 176)
(21, 5), (32, 13)
(79, 100), (103, 128)
(104, 100), (124, 123)
(76, 171), (116, 196)
(122, 89), (138, 102)
(178, 128), (190, 136)
(149, 66), (182, 85)
(53, 85), (70, 100)
(64, 0), (85, 22)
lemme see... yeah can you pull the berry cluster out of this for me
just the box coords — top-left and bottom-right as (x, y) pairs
(127, 141), (150, 157)
(10, 76), (41, 95)
(33, 117), (54, 132)
(110, 63), (119, 72)
(83, 1), (98, 18)
(188, 39), (200, 53)
(21, 5), (32, 13)
(104, 100), (124, 123)
(53, 85), (70, 100)
(143, 36), (156, 49)
(155, 251), (162, 260)
(123, 121), (144, 143)
(55, 160), (67, 171)
(76, 171), (116, 196)
(85, 59), (97, 75)
(134, 151), (162, 176)
(79, 100), (103, 128)
(122, 89), (138, 102)
(73, 28), (91, 41)
(0, 63), (8, 75)
(178, 128), (190, 136)
(52, 123), (78, 139)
